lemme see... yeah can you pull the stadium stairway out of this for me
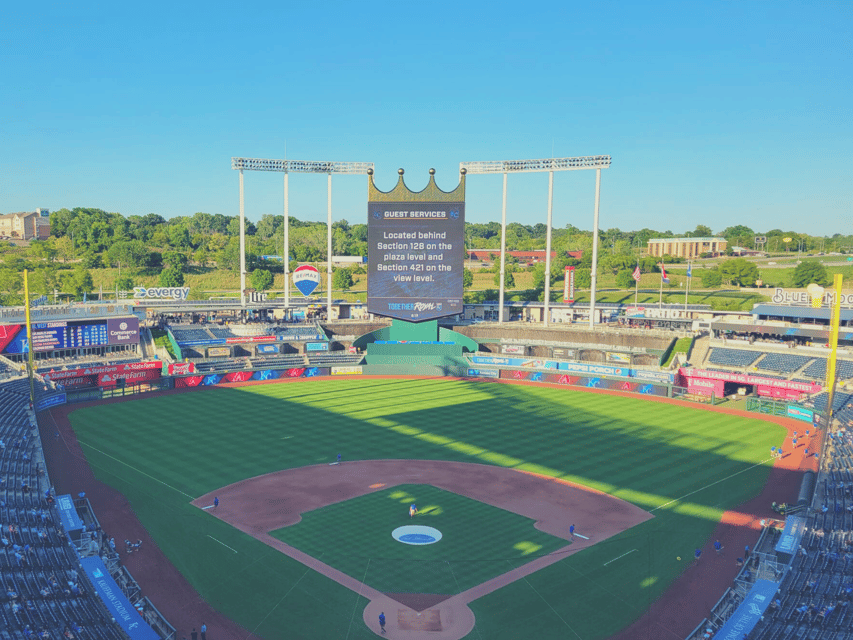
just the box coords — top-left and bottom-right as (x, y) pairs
(689, 335), (711, 368)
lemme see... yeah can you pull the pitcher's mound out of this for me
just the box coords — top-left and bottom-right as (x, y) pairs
(398, 608), (442, 631)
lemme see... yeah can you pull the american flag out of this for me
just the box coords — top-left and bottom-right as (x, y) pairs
(660, 264), (670, 284)
(632, 265), (641, 282)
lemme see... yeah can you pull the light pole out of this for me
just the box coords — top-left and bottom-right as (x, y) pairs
(232, 158), (373, 320)
(460, 155), (611, 326)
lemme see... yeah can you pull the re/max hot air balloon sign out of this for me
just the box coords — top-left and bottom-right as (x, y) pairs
(292, 265), (321, 296)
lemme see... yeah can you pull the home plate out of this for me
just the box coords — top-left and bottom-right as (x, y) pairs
(398, 608), (442, 631)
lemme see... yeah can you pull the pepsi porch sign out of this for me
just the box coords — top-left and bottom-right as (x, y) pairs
(293, 265), (321, 297)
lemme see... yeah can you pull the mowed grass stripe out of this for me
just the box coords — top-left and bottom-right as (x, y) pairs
(68, 378), (783, 640)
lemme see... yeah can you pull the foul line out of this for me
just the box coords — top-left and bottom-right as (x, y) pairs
(520, 573), (582, 640)
(344, 558), (371, 640)
(249, 561), (314, 638)
(604, 549), (637, 566)
(207, 535), (238, 554)
(650, 458), (773, 512)
(78, 441), (196, 500)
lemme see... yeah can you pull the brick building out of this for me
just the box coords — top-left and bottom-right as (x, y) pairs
(0, 209), (51, 240)
(646, 237), (726, 259)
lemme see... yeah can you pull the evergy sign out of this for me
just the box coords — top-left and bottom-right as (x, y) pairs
(133, 286), (190, 300)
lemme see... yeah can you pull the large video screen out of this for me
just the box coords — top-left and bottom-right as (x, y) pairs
(367, 202), (465, 322)
(0, 317), (139, 353)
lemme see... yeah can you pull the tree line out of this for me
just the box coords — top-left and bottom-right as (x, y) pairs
(0, 206), (845, 305)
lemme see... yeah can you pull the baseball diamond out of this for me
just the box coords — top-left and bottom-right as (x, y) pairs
(41, 375), (803, 639)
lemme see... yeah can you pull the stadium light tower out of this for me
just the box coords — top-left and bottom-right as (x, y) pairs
(231, 158), (373, 319)
(460, 156), (611, 327)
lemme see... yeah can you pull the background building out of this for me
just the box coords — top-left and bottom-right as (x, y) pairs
(0, 208), (51, 240)
(647, 236), (726, 259)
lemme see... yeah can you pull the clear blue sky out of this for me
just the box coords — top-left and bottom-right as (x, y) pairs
(2, 1), (849, 235)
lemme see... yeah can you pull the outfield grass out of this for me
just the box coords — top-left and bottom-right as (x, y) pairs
(68, 378), (785, 639)
(271, 483), (568, 595)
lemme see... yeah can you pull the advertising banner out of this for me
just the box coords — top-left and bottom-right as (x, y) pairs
(471, 356), (558, 369)
(98, 368), (161, 387)
(711, 579), (779, 640)
(106, 317), (140, 344)
(556, 362), (630, 377)
(256, 344), (279, 354)
(305, 342), (329, 351)
(679, 368), (822, 394)
(44, 361), (160, 382)
(79, 555), (160, 640)
(466, 368), (500, 378)
(133, 286), (190, 300)
(56, 494), (85, 532)
(496, 369), (666, 395)
(225, 335), (277, 344)
(607, 352), (631, 364)
(631, 369), (675, 384)
(166, 362), (196, 375)
(551, 347), (577, 359)
(331, 366), (363, 375)
(207, 347), (231, 358)
(563, 266), (575, 303)
(786, 405), (815, 422)
(368, 201), (465, 322)
(177, 339), (224, 347)
(35, 392), (67, 412)
(502, 345), (526, 354)
(293, 265), (321, 296)
(775, 515), (807, 555)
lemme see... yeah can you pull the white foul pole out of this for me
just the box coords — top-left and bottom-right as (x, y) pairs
(544, 169), (554, 327)
(498, 172), (508, 323)
(327, 173), (333, 320)
(239, 169), (246, 309)
(284, 172), (290, 312)
(588, 168), (602, 327)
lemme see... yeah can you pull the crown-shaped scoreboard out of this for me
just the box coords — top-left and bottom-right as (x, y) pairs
(367, 168), (466, 322)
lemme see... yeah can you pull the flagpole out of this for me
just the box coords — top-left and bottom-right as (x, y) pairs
(659, 262), (663, 309)
(635, 263), (639, 307)
(684, 261), (690, 311)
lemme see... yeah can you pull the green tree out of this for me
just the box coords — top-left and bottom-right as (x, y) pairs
(116, 275), (136, 292)
(332, 267), (354, 291)
(66, 267), (94, 300)
(54, 236), (75, 262)
(158, 266), (185, 287)
(493, 269), (515, 288)
(701, 268), (722, 287)
(791, 261), (831, 287)
(615, 269), (636, 288)
(692, 225), (713, 237)
(574, 268), (592, 289)
(251, 269), (274, 291)
(718, 258), (759, 286)
(463, 268), (474, 289)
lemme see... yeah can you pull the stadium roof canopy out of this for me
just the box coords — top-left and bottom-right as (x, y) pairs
(750, 304), (853, 323)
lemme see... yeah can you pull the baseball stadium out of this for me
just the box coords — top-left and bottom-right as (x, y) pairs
(1, 164), (852, 640)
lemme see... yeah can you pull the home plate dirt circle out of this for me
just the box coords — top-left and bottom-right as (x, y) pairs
(194, 459), (651, 639)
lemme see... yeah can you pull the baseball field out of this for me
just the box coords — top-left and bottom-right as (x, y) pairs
(60, 377), (784, 639)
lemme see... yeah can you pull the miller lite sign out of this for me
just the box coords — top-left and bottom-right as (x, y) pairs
(293, 265), (321, 297)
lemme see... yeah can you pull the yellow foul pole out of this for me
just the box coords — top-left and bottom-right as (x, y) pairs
(825, 273), (844, 425)
(23, 269), (36, 406)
